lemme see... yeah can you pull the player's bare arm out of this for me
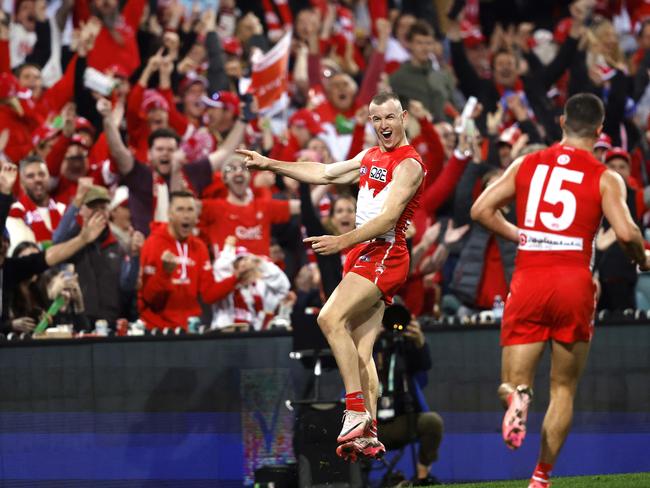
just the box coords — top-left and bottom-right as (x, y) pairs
(470, 157), (522, 242)
(305, 158), (423, 255)
(236, 148), (367, 185)
(600, 169), (650, 269)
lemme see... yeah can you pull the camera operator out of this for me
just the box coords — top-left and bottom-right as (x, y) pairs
(375, 305), (443, 486)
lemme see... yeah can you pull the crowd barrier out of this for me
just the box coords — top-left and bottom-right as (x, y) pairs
(0, 320), (649, 485)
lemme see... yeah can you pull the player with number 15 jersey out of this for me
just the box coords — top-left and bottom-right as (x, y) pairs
(503, 143), (606, 345)
(471, 93), (649, 488)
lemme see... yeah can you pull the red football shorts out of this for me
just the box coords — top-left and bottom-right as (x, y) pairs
(343, 240), (410, 304)
(501, 265), (596, 346)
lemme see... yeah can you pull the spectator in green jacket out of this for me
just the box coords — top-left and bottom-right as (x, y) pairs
(389, 21), (457, 121)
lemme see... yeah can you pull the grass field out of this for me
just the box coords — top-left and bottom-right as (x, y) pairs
(433, 472), (650, 487)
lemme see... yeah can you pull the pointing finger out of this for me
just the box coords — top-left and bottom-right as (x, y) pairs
(235, 149), (253, 157)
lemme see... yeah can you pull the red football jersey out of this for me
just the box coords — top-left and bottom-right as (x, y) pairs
(199, 198), (291, 256)
(357, 145), (425, 246)
(515, 143), (607, 269)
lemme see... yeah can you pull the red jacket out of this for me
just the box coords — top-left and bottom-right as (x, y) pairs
(138, 225), (238, 330)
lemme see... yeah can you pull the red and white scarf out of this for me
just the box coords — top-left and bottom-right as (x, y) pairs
(9, 195), (63, 244)
(261, 0), (293, 40)
(152, 171), (192, 224)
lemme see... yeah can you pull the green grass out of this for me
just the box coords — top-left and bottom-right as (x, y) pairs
(428, 472), (650, 487)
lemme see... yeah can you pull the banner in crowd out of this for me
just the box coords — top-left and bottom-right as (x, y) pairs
(248, 30), (292, 112)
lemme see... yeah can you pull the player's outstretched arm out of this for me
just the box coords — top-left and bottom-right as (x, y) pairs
(236, 148), (365, 185)
(600, 169), (649, 269)
(305, 158), (423, 255)
(470, 158), (521, 242)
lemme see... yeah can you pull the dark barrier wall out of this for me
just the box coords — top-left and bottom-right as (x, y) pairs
(0, 323), (649, 485)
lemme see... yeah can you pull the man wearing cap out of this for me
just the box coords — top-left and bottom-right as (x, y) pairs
(268, 109), (324, 162)
(603, 148), (645, 221)
(178, 74), (209, 128)
(6, 155), (66, 253)
(494, 126), (522, 169)
(203, 90), (241, 150)
(52, 184), (143, 328)
(50, 134), (98, 205)
(593, 133), (612, 162)
(595, 147), (646, 311)
(0, 162), (109, 327)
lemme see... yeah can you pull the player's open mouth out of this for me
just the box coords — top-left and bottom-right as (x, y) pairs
(381, 130), (392, 140)
(180, 223), (191, 231)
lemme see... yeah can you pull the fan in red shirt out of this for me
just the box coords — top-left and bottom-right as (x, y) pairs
(138, 190), (255, 331)
(471, 93), (650, 488)
(74, 0), (146, 78)
(199, 157), (299, 257)
(0, 72), (43, 163)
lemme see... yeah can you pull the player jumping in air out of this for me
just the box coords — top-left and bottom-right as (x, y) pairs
(237, 92), (425, 461)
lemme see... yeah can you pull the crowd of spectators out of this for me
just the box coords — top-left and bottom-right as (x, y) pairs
(1, 0), (649, 337)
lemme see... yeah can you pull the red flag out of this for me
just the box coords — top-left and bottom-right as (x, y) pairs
(248, 31), (292, 111)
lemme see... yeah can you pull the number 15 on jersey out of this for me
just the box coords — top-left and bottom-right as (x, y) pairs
(524, 165), (584, 232)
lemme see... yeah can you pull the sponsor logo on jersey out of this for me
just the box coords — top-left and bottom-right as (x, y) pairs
(369, 166), (387, 182)
(236, 224), (263, 240)
(518, 229), (583, 251)
(360, 165), (367, 175)
(557, 154), (571, 165)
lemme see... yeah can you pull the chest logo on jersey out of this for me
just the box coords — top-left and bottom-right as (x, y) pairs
(369, 166), (387, 182)
(360, 166), (367, 175)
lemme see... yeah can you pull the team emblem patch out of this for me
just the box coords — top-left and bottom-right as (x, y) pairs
(360, 166), (367, 175)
